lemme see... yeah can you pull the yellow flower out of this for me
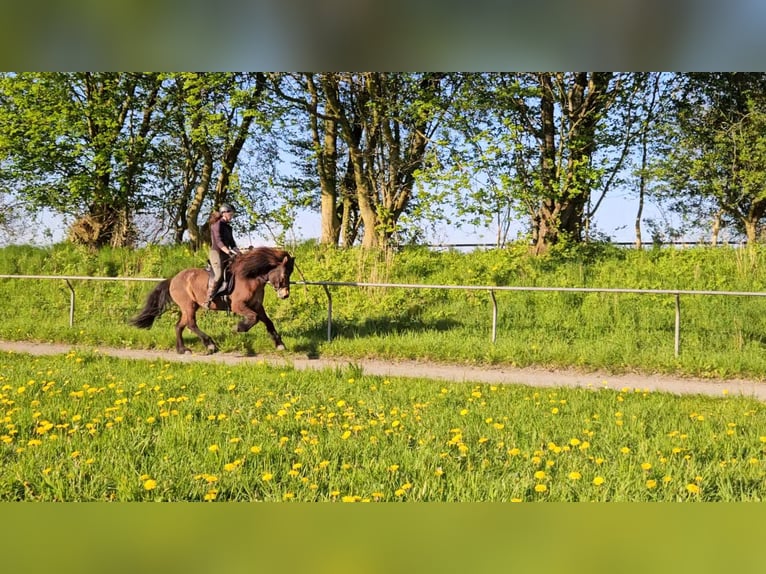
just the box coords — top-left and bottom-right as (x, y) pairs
(551, 408), (559, 414)
(686, 483), (700, 494)
(283, 493), (295, 501)
(388, 464), (400, 472)
(262, 472), (273, 482)
(646, 479), (657, 489)
(534, 470), (546, 480)
(534, 484), (547, 493)
(620, 447), (631, 454)
(569, 438), (581, 446)
(204, 489), (218, 501)
(250, 446), (262, 454)
(568, 472), (582, 480)
(143, 479), (157, 491)
(508, 448), (521, 456)
(341, 430), (351, 440)
(208, 444), (220, 453)
(641, 462), (652, 471)
(593, 476), (605, 486)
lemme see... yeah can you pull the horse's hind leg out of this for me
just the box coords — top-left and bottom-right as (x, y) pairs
(177, 309), (218, 354)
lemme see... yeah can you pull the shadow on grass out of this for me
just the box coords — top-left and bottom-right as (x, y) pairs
(290, 316), (462, 358)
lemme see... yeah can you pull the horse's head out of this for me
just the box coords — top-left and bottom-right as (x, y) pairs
(267, 254), (294, 299)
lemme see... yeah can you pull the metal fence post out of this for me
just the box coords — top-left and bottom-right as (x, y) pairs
(65, 279), (75, 327)
(489, 289), (497, 343)
(322, 284), (333, 341)
(676, 293), (681, 357)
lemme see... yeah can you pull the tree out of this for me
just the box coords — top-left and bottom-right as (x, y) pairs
(657, 73), (766, 244)
(156, 72), (270, 249)
(0, 72), (163, 247)
(429, 73), (636, 254)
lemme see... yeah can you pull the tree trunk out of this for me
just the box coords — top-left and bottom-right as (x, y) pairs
(187, 148), (214, 249)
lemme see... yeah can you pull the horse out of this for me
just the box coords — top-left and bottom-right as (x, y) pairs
(130, 247), (295, 355)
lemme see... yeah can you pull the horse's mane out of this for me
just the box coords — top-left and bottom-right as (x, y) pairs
(230, 247), (293, 279)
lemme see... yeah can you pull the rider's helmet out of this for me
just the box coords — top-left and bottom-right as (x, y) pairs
(220, 203), (235, 214)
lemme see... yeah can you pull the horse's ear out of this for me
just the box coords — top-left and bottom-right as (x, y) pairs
(282, 255), (289, 265)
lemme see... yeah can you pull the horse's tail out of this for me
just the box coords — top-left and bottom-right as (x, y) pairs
(129, 279), (173, 329)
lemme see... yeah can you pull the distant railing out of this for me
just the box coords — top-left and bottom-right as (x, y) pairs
(2, 273), (763, 358)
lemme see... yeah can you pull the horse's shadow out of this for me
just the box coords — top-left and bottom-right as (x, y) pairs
(291, 316), (461, 359)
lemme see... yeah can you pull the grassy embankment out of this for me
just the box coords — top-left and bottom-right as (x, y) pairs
(1, 242), (766, 378)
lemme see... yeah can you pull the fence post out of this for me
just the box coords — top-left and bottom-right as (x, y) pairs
(322, 284), (333, 341)
(65, 279), (75, 327)
(489, 289), (497, 343)
(676, 293), (681, 357)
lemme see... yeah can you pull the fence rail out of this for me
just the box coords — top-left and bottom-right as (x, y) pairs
(2, 274), (766, 357)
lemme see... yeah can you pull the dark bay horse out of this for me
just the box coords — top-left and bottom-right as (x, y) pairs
(130, 247), (294, 354)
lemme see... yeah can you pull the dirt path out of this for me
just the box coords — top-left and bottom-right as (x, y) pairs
(2, 339), (765, 401)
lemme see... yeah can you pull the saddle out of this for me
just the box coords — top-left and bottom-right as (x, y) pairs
(205, 263), (236, 300)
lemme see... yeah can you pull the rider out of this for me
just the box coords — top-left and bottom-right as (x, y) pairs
(203, 203), (241, 309)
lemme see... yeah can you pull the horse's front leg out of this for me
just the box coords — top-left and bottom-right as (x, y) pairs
(230, 299), (259, 333)
(256, 306), (286, 350)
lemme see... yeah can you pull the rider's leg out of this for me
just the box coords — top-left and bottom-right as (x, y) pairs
(203, 250), (224, 309)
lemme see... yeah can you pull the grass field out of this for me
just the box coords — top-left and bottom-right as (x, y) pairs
(2, 242), (766, 502)
(2, 350), (765, 501)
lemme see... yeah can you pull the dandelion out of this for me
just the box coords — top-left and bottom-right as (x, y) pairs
(283, 493), (295, 501)
(204, 490), (218, 501)
(511, 498), (523, 503)
(208, 444), (220, 453)
(568, 472), (582, 481)
(262, 472), (273, 482)
(620, 447), (631, 454)
(646, 479), (658, 489)
(686, 483), (700, 494)
(459, 409), (469, 416)
(388, 464), (400, 472)
(395, 489), (406, 497)
(143, 479), (157, 491)
(341, 430), (352, 440)
(551, 408), (559, 415)
(534, 484), (547, 493)
(593, 476), (605, 486)
(508, 448), (521, 457)
(641, 462), (652, 471)
(534, 470), (546, 480)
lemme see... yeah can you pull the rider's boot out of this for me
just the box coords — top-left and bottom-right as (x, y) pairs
(202, 277), (219, 310)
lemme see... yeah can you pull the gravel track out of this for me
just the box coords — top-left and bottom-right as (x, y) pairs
(2, 340), (765, 401)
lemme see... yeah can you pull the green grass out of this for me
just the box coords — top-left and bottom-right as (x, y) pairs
(2, 350), (765, 501)
(2, 241), (766, 379)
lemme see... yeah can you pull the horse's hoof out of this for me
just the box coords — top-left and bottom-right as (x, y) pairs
(276, 344), (286, 351)
(178, 348), (192, 355)
(206, 346), (218, 355)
